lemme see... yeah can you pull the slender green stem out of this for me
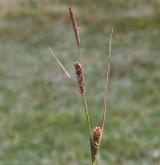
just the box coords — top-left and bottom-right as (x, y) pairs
(92, 160), (96, 165)
(76, 30), (93, 164)
(81, 93), (93, 164)
(79, 49), (94, 164)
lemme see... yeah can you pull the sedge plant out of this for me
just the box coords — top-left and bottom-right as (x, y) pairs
(47, 7), (113, 165)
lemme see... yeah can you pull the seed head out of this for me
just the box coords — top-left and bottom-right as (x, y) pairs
(92, 126), (102, 161)
(74, 61), (84, 94)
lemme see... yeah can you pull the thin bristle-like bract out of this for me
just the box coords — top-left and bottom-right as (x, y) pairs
(74, 61), (84, 94)
(47, 44), (71, 80)
(92, 126), (102, 162)
(69, 7), (80, 49)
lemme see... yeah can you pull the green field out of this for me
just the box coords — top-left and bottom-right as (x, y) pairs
(0, 0), (160, 164)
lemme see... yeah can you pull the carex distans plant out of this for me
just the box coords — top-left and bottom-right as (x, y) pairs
(47, 7), (113, 165)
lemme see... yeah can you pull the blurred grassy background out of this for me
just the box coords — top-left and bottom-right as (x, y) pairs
(0, 0), (160, 165)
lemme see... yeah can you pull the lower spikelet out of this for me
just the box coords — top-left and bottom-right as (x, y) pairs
(92, 126), (102, 161)
(74, 61), (84, 94)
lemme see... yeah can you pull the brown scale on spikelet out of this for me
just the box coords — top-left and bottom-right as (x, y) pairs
(74, 61), (84, 94)
(92, 126), (102, 161)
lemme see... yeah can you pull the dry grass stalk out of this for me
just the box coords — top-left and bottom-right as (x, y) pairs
(101, 29), (113, 130)
(91, 29), (113, 165)
(69, 7), (80, 49)
(69, 7), (93, 164)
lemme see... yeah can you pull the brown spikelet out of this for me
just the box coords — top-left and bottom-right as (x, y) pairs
(92, 126), (102, 161)
(74, 61), (84, 94)
(69, 7), (80, 49)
